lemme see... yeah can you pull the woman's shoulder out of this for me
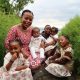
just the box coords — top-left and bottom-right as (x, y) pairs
(8, 24), (20, 32)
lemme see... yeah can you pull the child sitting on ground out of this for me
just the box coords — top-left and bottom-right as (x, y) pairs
(0, 39), (33, 80)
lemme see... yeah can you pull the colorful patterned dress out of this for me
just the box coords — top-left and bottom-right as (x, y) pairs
(45, 46), (73, 77)
(0, 52), (33, 80)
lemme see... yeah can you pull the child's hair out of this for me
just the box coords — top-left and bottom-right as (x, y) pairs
(9, 39), (22, 47)
(51, 27), (58, 34)
(62, 35), (70, 41)
(32, 27), (40, 36)
(21, 9), (34, 17)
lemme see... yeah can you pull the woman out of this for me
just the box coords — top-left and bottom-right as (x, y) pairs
(5, 9), (34, 58)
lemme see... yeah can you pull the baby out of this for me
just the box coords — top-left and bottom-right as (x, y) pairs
(29, 27), (45, 61)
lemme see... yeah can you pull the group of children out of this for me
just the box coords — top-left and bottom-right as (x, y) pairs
(29, 25), (59, 69)
(0, 25), (73, 80)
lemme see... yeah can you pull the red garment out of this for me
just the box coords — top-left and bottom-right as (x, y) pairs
(5, 24), (32, 56)
(29, 53), (41, 69)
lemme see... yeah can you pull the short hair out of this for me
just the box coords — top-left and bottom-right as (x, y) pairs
(44, 25), (51, 30)
(45, 25), (51, 28)
(51, 27), (58, 33)
(21, 9), (34, 17)
(60, 35), (70, 42)
(9, 39), (22, 47)
(32, 27), (40, 32)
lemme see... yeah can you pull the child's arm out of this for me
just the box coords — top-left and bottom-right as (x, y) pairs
(6, 53), (18, 71)
(15, 65), (28, 71)
(40, 40), (45, 58)
(15, 58), (29, 71)
(49, 52), (61, 63)
(54, 52), (72, 64)
(40, 40), (45, 49)
(45, 39), (55, 47)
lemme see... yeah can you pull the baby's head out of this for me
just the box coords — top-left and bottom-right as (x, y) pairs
(51, 27), (58, 35)
(9, 39), (22, 55)
(32, 27), (40, 38)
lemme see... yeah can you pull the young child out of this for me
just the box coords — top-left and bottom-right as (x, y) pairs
(44, 27), (58, 59)
(50, 27), (58, 42)
(45, 35), (73, 78)
(0, 39), (33, 80)
(29, 27), (45, 69)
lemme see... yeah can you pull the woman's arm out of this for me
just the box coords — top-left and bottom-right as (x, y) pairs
(5, 27), (17, 49)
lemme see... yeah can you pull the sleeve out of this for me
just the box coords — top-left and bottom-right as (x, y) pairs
(5, 26), (17, 49)
(63, 47), (73, 60)
(3, 52), (11, 67)
(65, 47), (73, 54)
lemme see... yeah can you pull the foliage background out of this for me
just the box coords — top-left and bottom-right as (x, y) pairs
(0, 12), (80, 76)
(59, 16), (80, 74)
(0, 12), (20, 66)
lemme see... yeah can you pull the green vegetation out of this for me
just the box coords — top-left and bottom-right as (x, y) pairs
(0, 11), (80, 79)
(0, 12), (20, 66)
(0, 0), (34, 14)
(59, 16), (80, 74)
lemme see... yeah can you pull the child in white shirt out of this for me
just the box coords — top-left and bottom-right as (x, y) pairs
(29, 27), (45, 61)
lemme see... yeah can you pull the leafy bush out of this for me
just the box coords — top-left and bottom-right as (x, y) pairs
(0, 12), (20, 66)
(59, 16), (80, 74)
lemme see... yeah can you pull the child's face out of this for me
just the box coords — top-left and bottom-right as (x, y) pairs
(32, 29), (40, 38)
(59, 36), (68, 47)
(9, 42), (21, 55)
(51, 29), (55, 35)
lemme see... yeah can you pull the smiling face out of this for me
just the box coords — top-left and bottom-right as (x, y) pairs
(9, 41), (21, 55)
(21, 12), (33, 30)
(59, 36), (69, 47)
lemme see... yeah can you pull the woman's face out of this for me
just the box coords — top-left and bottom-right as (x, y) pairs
(21, 12), (33, 29)
(59, 36), (68, 47)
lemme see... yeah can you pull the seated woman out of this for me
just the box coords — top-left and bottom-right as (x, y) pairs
(0, 39), (33, 80)
(45, 35), (73, 78)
